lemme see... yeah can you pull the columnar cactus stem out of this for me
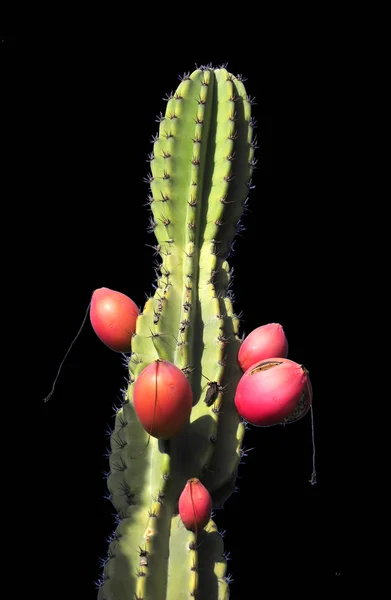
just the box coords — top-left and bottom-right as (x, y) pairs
(98, 65), (254, 600)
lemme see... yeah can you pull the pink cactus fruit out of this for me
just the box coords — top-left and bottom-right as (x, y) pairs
(234, 357), (312, 426)
(90, 287), (139, 352)
(178, 478), (212, 533)
(238, 323), (288, 372)
(133, 360), (193, 439)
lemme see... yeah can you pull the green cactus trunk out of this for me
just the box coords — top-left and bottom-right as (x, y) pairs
(98, 66), (255, 600)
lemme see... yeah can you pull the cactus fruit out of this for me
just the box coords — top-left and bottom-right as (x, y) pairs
(179, 478), (213, 532)
(234, 358), (312, 426)
(90, 287), (139, 352)
(133, 359), (193, 439)
(97, 65), (312, 600)
(238, 323), (288, 372)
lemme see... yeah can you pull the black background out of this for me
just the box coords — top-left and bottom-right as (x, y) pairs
(6, 35), (347, 598)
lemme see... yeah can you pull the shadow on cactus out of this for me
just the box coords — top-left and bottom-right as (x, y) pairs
(93, 65), (313, 600)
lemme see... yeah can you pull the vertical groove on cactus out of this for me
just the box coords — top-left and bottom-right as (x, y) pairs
(99, 66), (254, 600)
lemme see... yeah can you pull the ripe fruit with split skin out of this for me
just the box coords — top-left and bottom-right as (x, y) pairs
(234, 357), (312, 426)
(178, 478), (212, 532)
(133, 359), (193, 439)
(90, 287), (139, 352)
(238, 323), (288, 372)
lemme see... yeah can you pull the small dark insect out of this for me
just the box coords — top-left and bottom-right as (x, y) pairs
(204, 381), (219, 406)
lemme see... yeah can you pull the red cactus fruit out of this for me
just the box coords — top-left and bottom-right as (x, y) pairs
(238, 323), (288, 372)
(133, 360), (193, 439)
(90, 287), (139, 353)
(178, 478), (212, 533)
(234, 357), (312, 426)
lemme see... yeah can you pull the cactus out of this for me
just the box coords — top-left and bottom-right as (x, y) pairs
(97, 64), (256, 600)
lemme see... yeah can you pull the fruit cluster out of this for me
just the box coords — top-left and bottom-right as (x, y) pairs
(91, 286), (312, 533)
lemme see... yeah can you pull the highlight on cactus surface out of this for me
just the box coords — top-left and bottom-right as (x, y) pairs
(90, 287), (139, 352)
(238, 323), (288, 372)
(133, 359), (193, 439)
(179, 478), (213, 532)
(234, 357), (312, 426)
